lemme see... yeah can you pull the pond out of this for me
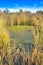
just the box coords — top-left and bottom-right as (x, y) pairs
(8, 26), (34, 51)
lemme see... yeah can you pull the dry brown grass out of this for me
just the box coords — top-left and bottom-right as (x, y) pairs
(0, 44), (43, 65)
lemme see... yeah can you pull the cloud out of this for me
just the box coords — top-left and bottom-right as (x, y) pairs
(21, 7), (43, 13)
(40, 2), (43, 3)
(0, 8), (19, 12)
(0, 7), (43, 13)
(8, 8), (19, 12)
(34, 4), (37, 7)
(0, 8), (5, 12)
(15, 4), (18, 7)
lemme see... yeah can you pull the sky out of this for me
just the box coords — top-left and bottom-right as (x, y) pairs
(0, 0), (43, 12)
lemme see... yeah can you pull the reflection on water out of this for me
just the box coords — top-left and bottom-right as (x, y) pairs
(9, 29), (34, 43)
(9, 29), (34, 51)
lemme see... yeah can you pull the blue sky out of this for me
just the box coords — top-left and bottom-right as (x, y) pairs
(0, 0), (43, 12)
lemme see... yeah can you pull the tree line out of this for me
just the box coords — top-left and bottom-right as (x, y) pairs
(0, 9), (43, 26)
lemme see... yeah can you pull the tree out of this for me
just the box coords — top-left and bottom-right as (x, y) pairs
(3, 8), (9, 13)
(36, 10), (43, 14)
(19, 9), (23, 13)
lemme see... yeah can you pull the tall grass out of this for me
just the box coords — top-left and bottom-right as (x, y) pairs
(0, 43), (43, 65)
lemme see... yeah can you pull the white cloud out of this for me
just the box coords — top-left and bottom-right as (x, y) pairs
(0, 8), (19, 12)
(22, 8), (36, 13)
(0, 8), (5, 12)
(21, 8), (43, 13)
(8, 9), (16, 12)
(8, 8), (19, 12)
(40, 2), (43, 3)
(34, 4), (37, 7)
(0, 7), (43, 13)
(15, 4), (18, 7)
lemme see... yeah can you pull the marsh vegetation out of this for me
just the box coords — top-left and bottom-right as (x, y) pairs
(0, 10), (43, 65)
